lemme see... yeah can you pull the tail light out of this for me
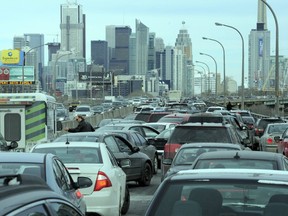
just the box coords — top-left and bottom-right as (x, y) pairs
(75, 189), (83, 199)
(266, 137), (273, 144)
(164, 143), (181, 159)
(255, 128), (264, 136)
(94, 171), (112, 191)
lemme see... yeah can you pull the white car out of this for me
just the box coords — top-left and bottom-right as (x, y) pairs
(31, 141), (130, 215)
(143, 122), (177, 132)
(205, 106), (226, 113)
(73, 105), (94, 117)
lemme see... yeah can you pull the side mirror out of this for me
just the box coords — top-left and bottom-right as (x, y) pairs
(132, 146), (140, 153)
(8, 141), (18, 150)
(274, 136), (282, 143)
(77, 176), (93, 188)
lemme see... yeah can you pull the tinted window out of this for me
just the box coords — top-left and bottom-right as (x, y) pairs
(169, 127), (231, 143)
(4, 113), (21, 141)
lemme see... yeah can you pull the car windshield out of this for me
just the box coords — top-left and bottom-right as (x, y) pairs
(194, 159), (277, 170)
(33, 147), (102, 163)
(76, 107), (90, 112)
(152, 181), (288, 216)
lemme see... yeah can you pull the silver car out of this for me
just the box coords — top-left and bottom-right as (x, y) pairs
(259, 122), (288, 152)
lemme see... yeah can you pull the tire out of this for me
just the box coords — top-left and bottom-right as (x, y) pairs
(138, 163), (152, 186)
(121, 185), (130, 215)
(153, 156), (158, 174)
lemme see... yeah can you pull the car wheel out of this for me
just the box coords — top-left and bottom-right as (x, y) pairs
(121, 185), (130, 215)
(153, 155), (158, 174)
(138, 163), (152, 186)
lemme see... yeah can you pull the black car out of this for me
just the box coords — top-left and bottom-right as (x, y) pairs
(0, 174), (84, 216)
(54, 132), (153, 186)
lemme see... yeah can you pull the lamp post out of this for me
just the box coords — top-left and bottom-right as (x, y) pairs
(215, 22), (245, 109)
(199, 52), (218, 97)
(196, 60), (210, 95)
(22, 43), (48, 92)
(202, 37), (226, 105)
(193, 64), (207, 94)
(259, 0), (279, 116)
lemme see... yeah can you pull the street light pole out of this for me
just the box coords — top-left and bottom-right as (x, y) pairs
(199, 52), (218, 97)
(193, 64), (207, 94)
(202, 37), (226, 105)
(196, 60), (210, 95)
(259, 0), (279, 116)
(22, 43), (48, 92)
(215, 22), (245, 109)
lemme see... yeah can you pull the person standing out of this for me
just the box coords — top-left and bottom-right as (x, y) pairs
(226, 101), (233, 111)
(64, 115), (95, 132)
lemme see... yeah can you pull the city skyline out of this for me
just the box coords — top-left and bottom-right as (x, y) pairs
(0, 0), (287, 83)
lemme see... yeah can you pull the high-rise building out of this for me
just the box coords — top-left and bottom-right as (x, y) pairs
(23, 33), (45, 89)
(148, 33), (156, 71)
(110, 26), (132, 75)
(47, 42), (61, 62)
(129, 19), (149, 75)
(60, 2), (85, 58)
(13, 36), (26, 50)
(91, 40), (108, 71)
(248, 0), (270, 91)
(174, 22), (193, 96)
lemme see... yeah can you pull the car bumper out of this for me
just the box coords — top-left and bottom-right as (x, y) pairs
(84, 190), (120, 215)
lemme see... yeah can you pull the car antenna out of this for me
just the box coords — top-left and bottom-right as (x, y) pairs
(234, 152), (240, 159)
(65, 135), (70, 145)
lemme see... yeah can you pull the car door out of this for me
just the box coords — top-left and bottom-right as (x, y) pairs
(133, 132), (155, 161)
(103, 135), (142, 181)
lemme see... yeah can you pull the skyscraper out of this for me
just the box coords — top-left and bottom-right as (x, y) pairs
(91, 40), (108, 71)
(248, 0), (270, 91)
(174, 22), (193, 96)
(60, 2), (85, 58)
(129, 19), (149, 75)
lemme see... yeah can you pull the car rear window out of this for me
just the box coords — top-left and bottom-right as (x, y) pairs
(169, 127), (231, 143)
(33, 147), (102, 164)
(194, 159), (277, 170)
(54, 135), (99, 142)
(158, 117), (185, 123)
(258, 119), (285, 128)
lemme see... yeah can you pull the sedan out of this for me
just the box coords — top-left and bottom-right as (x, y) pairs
(259, 122), (288, 152)
(31, 142), (130, 215)
(162, 143), (243, 181)
(0, 152), (90, 215)
(0, 174), (84, 216)
(53, 132), (153, 186)
(191, 150), (288, 170)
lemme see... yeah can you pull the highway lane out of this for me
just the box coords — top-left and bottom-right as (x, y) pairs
(125, 170), (161, 216)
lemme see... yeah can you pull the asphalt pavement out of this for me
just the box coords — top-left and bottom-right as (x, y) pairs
(125, 170), (161, 216)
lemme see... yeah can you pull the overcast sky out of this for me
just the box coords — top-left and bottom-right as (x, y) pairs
(0, 0), (287, 83)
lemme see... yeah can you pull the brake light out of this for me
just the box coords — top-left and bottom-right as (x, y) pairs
(94, 171), (112, 191)
(255, 128), (264, 136)
(75, 189), (83, 199)
(164, 143), (181, 159)
(266, 138), (273, 144)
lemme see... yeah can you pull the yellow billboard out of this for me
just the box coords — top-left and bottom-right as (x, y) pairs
(1, 50), (20, 64)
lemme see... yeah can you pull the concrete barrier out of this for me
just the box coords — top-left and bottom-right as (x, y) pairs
(56, 106), (134, 137)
